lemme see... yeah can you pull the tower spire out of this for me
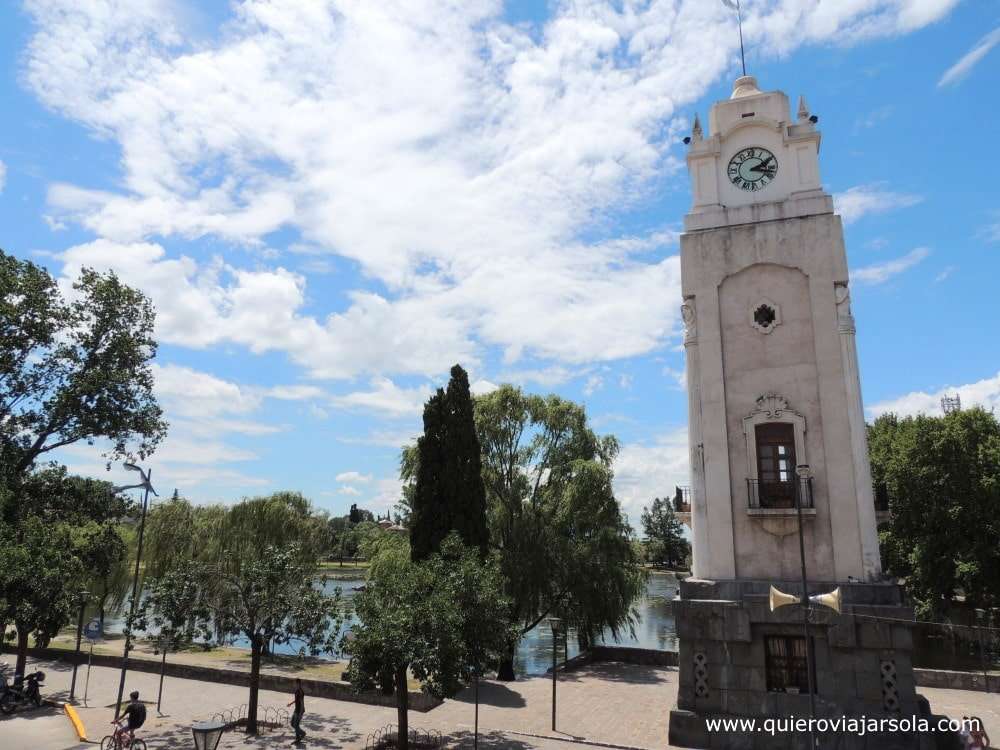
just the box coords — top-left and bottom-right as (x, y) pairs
(797, 95), (810, 122)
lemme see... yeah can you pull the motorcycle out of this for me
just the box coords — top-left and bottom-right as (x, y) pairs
(0, 668), (45, 714)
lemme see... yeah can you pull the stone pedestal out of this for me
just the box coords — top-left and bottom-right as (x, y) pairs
(668, 578), (937, 750)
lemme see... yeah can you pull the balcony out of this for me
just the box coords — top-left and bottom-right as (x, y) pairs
(673, 485), (691, 528)
(673, 485), (691, 514)
(746, 477), (815, 517)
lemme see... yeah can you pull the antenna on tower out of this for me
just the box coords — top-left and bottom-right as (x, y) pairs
(941, 394), (961, 415)
(721, 0), (747, 76)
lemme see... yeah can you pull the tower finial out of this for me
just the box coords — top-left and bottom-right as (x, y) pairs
(721, 0), (746, 76)
(692, 114), (703, 142)
(797, 95), (810, 122)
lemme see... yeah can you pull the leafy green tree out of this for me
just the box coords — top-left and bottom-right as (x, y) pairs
(870, 407), (1000, 618)
(73, 521), (130, 633)
(477, 385), (643, 678)
(0, 517), (84, 674)
(410, 365), (488, 560)
(0, 251), (166, 483)
(139, 558), (212, 695)
(344, 535), (512, 749)
(641, 496), (690, 568)
(0, 467), (131, 672)
(209, 544), (342, 735)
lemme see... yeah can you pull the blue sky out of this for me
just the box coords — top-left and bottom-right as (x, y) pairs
(1, 0), (998, 524)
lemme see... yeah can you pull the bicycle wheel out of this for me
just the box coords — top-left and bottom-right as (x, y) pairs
(129, 739), (147, 750)
(0, 692), (16, 714)
(100, 736), (117, 750)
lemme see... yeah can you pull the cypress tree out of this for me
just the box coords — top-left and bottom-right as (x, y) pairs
(410, 365), (489, 560)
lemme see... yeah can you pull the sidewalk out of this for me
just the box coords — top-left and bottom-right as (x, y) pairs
(7, 655), (997, 750)
(12, 656), (674, 750)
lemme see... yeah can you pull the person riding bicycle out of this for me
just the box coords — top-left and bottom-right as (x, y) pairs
(112, 691), (147, 745)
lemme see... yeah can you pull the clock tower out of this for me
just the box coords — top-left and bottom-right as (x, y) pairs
(668, 76), (929, 749)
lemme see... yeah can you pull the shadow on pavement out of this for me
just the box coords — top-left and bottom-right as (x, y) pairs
(449, 682), (527, 709)
(553, 663), (673, 685)
(442, 729), (540, 749)
(144, 714), (362, 750)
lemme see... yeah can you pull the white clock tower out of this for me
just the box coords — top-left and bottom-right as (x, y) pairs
(669, 77), (929, 750)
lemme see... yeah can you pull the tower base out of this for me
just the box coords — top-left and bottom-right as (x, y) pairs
(668, 578), (946, 750)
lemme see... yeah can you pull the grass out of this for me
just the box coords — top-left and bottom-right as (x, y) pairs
(29, 627), (422, 691)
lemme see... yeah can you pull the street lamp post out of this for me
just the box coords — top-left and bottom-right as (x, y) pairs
(69, 589), (89, 702)
(794, 464), (818, 750)
(113, 463), (157, 720)
(547, 617), (562, 732)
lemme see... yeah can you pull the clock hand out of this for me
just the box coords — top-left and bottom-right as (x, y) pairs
(749, 156), (775, 173)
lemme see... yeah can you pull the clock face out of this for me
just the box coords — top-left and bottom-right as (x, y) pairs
(727, 147), (778, 192)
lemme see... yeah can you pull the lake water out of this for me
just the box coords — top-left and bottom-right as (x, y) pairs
(102, 571), (679, 676)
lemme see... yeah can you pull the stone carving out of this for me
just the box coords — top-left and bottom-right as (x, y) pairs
(835, 283), (855, 335)
(880, 660), (900, 713)
(681, 299), (697, 343)
(749, 297), (781, 334)
(693, 652), (709, 698)
(752, 393), (791, 419)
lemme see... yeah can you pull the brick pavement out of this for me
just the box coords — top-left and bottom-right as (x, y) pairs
(6, 656), (998, 750)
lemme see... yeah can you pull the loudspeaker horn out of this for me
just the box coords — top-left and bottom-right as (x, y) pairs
(809, 587), (842, 614)
(769, 585), (801, 612)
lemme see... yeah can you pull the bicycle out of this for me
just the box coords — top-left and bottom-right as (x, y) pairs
(100, 720), (147, 750)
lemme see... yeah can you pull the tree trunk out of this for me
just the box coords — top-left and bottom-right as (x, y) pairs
(496, 641), (516, 681)
(247, 638), (262, 735)
(14, 627), (29, 676)
(395, 665), (409, 750)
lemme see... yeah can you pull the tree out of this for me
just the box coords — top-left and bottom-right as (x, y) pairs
(641, 496), (690, 568)
(475, 385), (644, 679)
(211, 544), (342, 734)
(344, 535), (512, 749)
(0, 517), (83, 674)
(410, 365), (489, 561)
(870, 407), (1000, 618)
(0, 466), (131, 672)
(0, 251), (167, 482)
(73, 521), (131, 633)
(348, 504), (375, 524)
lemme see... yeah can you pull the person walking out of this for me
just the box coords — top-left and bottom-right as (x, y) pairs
(287, 678), (306, 744)
(968, 716), (990, 749)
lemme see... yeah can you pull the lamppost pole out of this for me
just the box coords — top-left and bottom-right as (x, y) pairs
(547, 617), (562, 733)
(795, 464), (818, 749)
(113, 464), (156, 720)
(69, 589), (89, 702)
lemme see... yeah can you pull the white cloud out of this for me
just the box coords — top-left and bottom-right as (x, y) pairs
(981, 213), (1000, 243)
(330, 377), (432, 417)
(335, 471), (372, 484)
(867, 371), (1000, 418)
(938, 26), (1000, 88)
(337, 485), (361, 496)
(470, 379), (499, 396)
(851, 247), (929, 285)
(834, 184), (923, 225)
(613, 428), (689, 525)
(25, 0), (959, 383)
(583, 374), (604, 396)
(934, 265), (956, 283)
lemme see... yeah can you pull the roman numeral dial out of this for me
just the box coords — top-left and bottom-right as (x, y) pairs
(727, 147), (778, 192)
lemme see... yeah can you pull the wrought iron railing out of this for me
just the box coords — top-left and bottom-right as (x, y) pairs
(747, 477), (813, 510)
(364, 725), (442, 749)
(673, 486), (691, 513)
